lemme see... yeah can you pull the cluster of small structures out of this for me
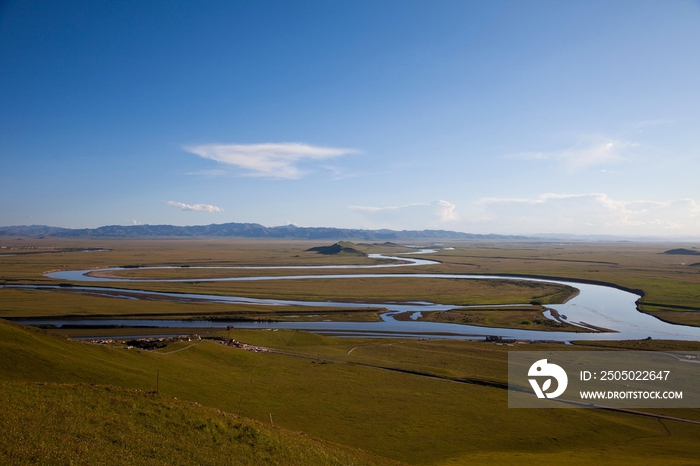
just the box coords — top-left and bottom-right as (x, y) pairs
(83, 333), (270, 353)
(484, 335), (517, 344)
(484, 335), (532, 347)
(124, 335), (202, 350)
(219, 339), (269, 353)
(87, 338), (115, 345)
(84, 335), (201, 350)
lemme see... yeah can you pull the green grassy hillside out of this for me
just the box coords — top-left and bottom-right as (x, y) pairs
(0, 321), (399, 465)
(0, 382), (399, 465)
(3, 320), (700, 464)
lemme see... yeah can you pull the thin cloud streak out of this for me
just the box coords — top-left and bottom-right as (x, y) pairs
(474, 193), (699, 233)
(349, 200), (457, 229)
(164, 201), (224, 213)
(185, 169), (228, 178)
(507, 137), (637, 169)
(184, 142), (359, 179)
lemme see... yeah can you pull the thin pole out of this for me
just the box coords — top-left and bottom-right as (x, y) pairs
(269, 413), (274, 427)
(156, 369), (159, 393)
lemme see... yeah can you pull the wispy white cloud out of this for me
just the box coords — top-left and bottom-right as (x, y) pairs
(165, 201), (224, 213)
(127, 219), (142, 225)
(349, 200), (457, 229)
(474, 193), (700, 234)
(507, 137), (637, 170)
(627, 119), (674, 129)
(183, 142), (359, 179)
(185, 169), (228, 178)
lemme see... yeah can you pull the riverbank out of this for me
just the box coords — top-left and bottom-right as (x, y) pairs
(413, 306), (592, 332)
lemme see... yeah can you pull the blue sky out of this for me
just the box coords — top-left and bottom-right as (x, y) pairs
(1, 0), (699, 236)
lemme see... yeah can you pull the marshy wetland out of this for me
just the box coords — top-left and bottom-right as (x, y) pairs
(2, 238), (700, 464)
(6, 239), (700, 341)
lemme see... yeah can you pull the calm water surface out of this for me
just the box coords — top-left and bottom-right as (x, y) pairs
(10, 250), (699, 341)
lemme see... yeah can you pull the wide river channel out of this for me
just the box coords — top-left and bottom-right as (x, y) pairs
(9, 250), (700, 342)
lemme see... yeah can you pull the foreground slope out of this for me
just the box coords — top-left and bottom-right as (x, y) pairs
(0, 321), (398, 465)
(3, 320), (700, 465)
(0, 382), (397, 466)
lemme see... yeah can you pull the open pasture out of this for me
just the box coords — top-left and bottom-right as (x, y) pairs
(3, 321), (700, 464)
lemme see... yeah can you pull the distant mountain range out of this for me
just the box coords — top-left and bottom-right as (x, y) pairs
(0, 223), (528, 241)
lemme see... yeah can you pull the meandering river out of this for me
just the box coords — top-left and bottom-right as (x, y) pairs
(9, 250), (700, 341)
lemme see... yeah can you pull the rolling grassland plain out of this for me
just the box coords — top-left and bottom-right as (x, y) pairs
(1, 237), (700, 464)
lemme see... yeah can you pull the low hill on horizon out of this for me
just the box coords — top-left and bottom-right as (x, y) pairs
(0, 222), (527, 241)
(663, 248), (700, 256)
(306, 241), (367, 256)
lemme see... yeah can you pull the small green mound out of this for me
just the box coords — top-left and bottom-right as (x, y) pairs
(306, 242), (366, 256)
